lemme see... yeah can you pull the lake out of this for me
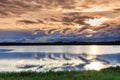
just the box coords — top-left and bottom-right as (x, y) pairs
(0, 45), (120, 72)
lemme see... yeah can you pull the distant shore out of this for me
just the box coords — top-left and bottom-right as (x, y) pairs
(0, 66), (120, 80)
(0, 41), (120, 46)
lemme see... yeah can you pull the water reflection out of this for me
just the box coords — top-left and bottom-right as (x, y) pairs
(0, 46), (120, 72)
(90, 45), (97, 55)
(0, 46), (120, 55)
(85, 61), (109, 71)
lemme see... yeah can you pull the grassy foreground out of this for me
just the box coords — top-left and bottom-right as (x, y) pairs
(0, 67), (120, 80)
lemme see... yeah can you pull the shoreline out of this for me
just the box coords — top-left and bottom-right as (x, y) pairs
(0, 66), (120, 80)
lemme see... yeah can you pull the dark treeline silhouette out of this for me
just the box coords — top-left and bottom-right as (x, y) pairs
(0, 41), (120, 45)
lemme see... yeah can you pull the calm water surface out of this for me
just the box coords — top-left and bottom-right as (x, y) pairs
(0, 45), (120, 72)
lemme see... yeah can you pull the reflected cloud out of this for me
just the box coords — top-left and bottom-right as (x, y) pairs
(84, 61), (109, 71)
(0, 46), (120, 72)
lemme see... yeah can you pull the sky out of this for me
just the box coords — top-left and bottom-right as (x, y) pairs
(0, 0), (120, 42)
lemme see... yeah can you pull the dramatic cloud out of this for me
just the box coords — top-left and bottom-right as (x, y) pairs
(0, 0), (120, 16)
(0, 0), (120, 42)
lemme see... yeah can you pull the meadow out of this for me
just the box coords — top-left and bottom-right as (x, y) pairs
(0, 66), (120, 80)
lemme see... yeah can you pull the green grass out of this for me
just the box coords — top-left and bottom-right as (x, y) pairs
(0, 66), (120, 80)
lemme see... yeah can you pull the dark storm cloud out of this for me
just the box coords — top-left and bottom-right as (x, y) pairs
(93, 25), (120, 39)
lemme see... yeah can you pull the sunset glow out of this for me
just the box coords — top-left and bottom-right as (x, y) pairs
(82, 6), (112, 12)
(0, 0), (119, 43)
(85, 17), (109, 26)
(75, 24), (84, 28)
